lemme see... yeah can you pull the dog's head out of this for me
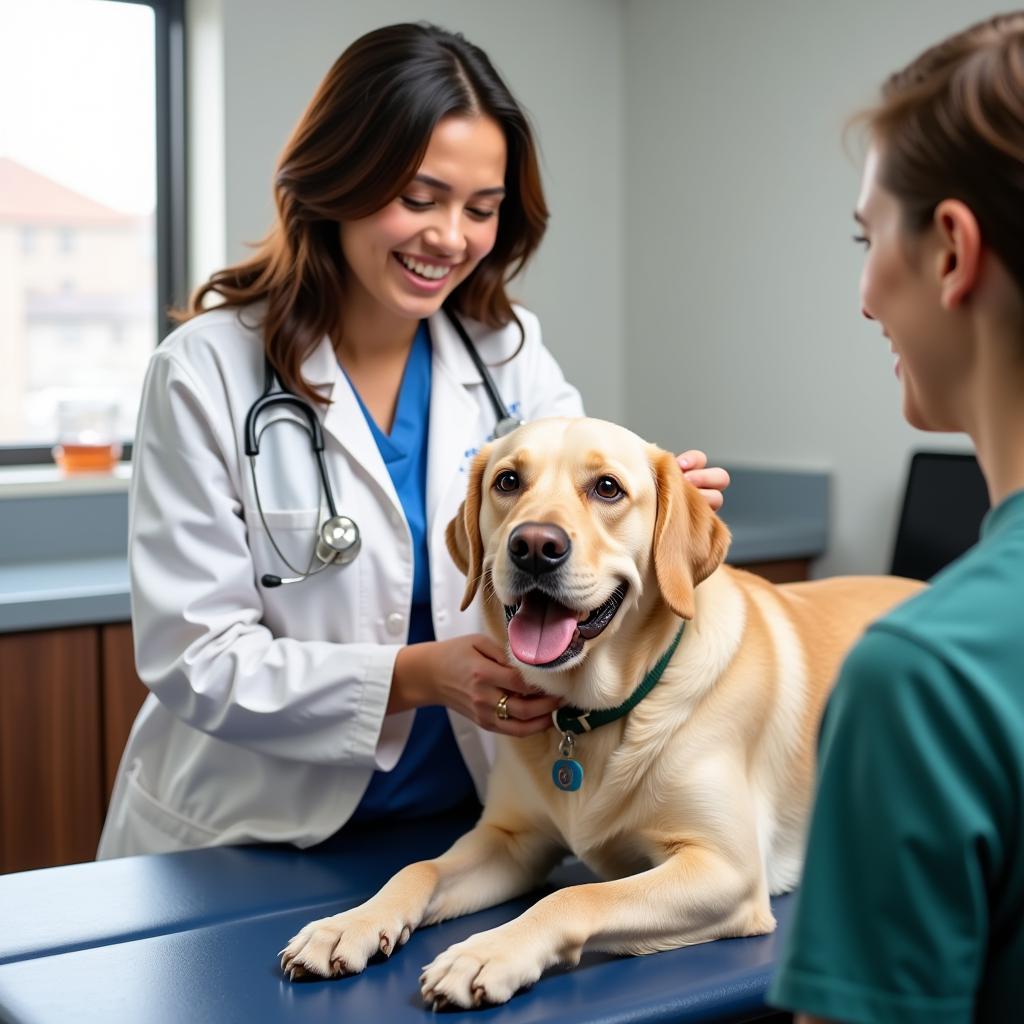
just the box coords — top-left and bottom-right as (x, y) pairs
(446, 417), (730, 676)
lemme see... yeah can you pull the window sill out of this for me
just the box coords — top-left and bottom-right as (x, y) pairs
(0, 463), (132, 500)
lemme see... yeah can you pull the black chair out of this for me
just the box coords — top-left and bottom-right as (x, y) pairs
(890, 451), (990, 581)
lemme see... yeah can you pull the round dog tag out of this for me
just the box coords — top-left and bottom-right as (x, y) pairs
(552, 758), (583, 792)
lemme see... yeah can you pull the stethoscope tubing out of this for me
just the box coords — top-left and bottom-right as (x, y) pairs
(245, 308), (520, 585)
(441, 304), (521, 435)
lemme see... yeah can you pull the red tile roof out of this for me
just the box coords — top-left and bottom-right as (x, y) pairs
(0, 157), (138, 225)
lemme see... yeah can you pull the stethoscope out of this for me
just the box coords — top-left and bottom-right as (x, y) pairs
(246, 306), (522, 588)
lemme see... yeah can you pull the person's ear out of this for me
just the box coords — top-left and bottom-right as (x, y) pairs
(933, 199), (982, 310)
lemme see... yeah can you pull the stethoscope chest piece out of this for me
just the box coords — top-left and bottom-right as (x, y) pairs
(316, 515), (361, 566)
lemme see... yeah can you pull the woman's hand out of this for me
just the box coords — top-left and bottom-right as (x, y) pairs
(677, 449), (730, 512)
(391, 634), (560, 736)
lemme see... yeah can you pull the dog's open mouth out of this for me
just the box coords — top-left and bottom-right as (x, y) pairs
(504, 583), (628, 668)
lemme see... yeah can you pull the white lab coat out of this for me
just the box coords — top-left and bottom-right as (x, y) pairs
(97, 303), (582, 858)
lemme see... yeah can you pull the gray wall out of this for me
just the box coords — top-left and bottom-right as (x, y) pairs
(187, 0), (625, 423)
(623, 0), (980, 575)
(188, 0), (989, 576)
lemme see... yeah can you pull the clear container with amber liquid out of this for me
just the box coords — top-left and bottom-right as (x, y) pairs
(52, 399), (123, 474)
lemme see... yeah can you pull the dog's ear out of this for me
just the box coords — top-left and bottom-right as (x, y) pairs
(445, 449), (490, 611)
(652, 449), (731, 619)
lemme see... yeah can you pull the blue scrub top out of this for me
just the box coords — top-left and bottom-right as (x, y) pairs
(347, 321), (478, 823)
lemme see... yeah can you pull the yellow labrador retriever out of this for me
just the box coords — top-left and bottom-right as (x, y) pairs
(281, 417), (921, 1007)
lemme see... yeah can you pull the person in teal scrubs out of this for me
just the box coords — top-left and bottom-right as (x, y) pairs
(769, 13), (1024, 1024)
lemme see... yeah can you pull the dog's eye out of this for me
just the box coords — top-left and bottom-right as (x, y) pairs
(493, 470), (520, 493)
(594, 476), (623, 501)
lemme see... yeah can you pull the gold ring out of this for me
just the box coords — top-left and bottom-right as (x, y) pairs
(495, 692), (510, 721)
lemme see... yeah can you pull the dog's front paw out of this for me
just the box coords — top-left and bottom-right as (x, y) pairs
(419, 928), (545, 1009)
(279, 906), (412, 980)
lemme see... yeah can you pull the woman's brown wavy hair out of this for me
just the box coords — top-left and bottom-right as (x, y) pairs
(858, 12), (1024, 296)
(176, 23), (549, 404)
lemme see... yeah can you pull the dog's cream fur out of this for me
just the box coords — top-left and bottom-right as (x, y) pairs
(282, 417), (922, 1008)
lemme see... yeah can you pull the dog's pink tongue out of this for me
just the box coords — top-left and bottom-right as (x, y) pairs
(508, 592), (578, 665)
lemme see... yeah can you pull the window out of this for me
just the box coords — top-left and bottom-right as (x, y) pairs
(0, 0), (185, 464)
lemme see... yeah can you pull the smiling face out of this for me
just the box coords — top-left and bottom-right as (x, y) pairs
(339, 115), (507, 325)
(446, 418), (730, 678)
(855, 143), (970, 431)
(486, 422), (655, 670)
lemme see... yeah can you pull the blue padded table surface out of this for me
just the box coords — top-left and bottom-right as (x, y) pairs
(0, 805), (792, 1024)
(0, 807), (477, 966)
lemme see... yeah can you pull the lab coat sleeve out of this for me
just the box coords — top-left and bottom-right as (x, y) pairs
(517, 307), (586, 420)
(129, 348), (395, 768)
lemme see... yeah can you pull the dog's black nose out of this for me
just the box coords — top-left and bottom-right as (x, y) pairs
(508, 522), (571, 576)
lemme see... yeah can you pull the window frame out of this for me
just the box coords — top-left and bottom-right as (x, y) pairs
(0, 0), (187, 466)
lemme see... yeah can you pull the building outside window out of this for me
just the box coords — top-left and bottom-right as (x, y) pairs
(0, 0), (184, 462)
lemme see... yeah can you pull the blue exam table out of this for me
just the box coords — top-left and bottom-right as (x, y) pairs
(0, 804), (792, 1023)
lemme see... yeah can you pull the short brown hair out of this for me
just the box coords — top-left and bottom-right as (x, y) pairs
(862, 12), (1024, 294)
(177, 23), (549, 404)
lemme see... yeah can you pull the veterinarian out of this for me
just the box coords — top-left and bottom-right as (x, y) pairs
(770, 12), (1024, 1024)
(97, 23), (728, 858)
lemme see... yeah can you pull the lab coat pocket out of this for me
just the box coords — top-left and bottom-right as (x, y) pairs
(118, 761), (221, 853)
(243, 504), (323, 576)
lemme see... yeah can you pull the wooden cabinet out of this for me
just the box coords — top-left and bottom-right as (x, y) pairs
(0, 623), (146, 874)
(735, 558), (810, 584)
(100, 623), (149, 801)
(0, 628), (103, 873)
